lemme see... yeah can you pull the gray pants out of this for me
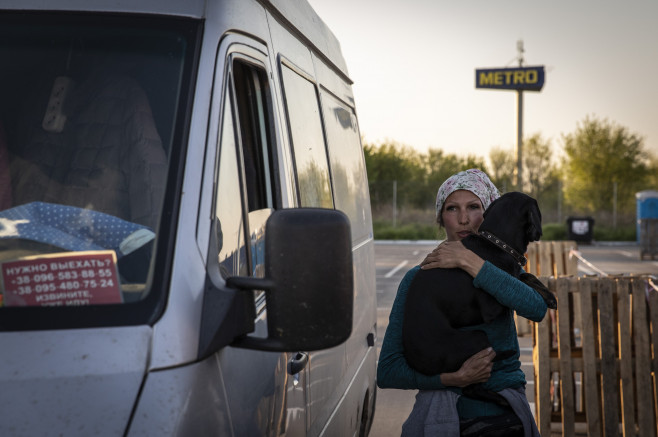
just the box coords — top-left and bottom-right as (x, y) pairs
(401, 387), (540, 437)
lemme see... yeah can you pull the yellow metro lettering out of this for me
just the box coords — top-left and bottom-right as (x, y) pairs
(513, 70), (525, 84)
(526, 70), (538, 83)
(479, 72), (495, 86)
(477, 68), (542, 88)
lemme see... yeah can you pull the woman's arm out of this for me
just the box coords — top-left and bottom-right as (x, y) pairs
(420, 241), (547, 322)
(474, 261), (547, 322)
(377, 266), (495, 389)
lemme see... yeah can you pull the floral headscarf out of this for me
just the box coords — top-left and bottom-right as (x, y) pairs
(435, 168), (500, 223)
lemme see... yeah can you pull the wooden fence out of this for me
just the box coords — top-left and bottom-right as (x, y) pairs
(532, 276), (658, 437)
(525, 240), (579, 277)
(516, 241), (579, 336)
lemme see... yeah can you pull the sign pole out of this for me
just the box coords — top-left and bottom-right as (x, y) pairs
(516, 40), (524, 190)
(517, 89), (523, 190)
(474, 43), (544, 192)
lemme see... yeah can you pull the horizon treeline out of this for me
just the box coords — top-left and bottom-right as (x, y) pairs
(364, 115), (658, 228)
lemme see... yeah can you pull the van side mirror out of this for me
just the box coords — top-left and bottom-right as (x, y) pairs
(227, 208), (353, 351)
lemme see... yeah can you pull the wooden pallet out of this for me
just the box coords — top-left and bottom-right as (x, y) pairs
(533, 276), (658, 437)
(516, 241), (578, 336)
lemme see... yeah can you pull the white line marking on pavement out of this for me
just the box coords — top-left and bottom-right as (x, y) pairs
(579, 266), (596, 275)
(571, 249), (608, 276)
(385, 260), (409, 278)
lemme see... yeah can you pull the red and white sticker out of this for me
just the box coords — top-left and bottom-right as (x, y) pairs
(1, 251), (122, 307)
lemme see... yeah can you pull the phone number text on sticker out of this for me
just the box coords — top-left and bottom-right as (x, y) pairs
(1, 251), (122, 307)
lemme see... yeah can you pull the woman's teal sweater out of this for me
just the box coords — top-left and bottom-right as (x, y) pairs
(377, 261), (547, 417)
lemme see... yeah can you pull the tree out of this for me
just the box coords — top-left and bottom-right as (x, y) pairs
(488, 147), (515, 193)
(645, 153), (658, 190)
(425, 149), (465, 203)
(462, 155), (489, 174)
(561, 116), (649, 216)
(364, 142), (491, 211)
(523, 133), (554, 199)
(534, 167), (563, 223)
(424, 149), (489, 208)
(488, 139), (562, 222)
(363, 141), (422, 208)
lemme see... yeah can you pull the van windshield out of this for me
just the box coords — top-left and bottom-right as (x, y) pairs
(0, 13), (197, 329)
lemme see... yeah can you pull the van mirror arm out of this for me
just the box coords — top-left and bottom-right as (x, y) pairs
(225, 276), (275, 292)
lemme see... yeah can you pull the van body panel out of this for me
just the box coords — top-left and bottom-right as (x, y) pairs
(317, 346), (377, 436)
(268, 16), (316, 80)
(262, 0), (348, 78)
(0, 327), (151, 436)
(0, 0), (207, 18)
(130, 343), (290, 436)
(129, 357), (233, 436)
(149, 0), (274, 371)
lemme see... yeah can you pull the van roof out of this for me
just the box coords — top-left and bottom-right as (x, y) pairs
(2, 0), (350, 79)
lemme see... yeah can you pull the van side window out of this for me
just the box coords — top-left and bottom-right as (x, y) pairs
(280, 65), (333, 208)
(215, 92), (248, 278)
(233, 61), (275, 212)
(320, 90), (372, 242)
(215, 58), (276, 283)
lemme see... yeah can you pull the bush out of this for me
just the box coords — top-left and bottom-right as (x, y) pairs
(373, 220), (637, 242)
(541, 223), (567, 241)
(543, 222), (635, 242)
(593, 225), (636, 242)
(373, 220), (444, 240)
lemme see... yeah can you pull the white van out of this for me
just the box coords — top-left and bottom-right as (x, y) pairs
(0, 0), (377, 435)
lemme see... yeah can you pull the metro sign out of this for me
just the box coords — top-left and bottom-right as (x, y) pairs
(475, 66), (545, 91)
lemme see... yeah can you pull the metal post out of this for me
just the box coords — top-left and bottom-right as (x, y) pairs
(516, 40), (524, 191)
(613, 181), (617, 228)
(517, 90), (523, 190)
(557, 179), (562, 224)
(392, 180), (397, 227)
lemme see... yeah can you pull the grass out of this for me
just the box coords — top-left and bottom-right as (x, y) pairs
(373, 220), (637, 242)
(372, 220), (444, 240)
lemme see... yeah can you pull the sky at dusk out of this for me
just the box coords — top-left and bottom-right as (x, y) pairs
(308, 0), (658, 164)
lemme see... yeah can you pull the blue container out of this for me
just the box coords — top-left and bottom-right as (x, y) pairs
(636, 190), (658, 243)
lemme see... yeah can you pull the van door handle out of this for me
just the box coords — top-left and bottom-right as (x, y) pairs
(287, 352), (308, 375)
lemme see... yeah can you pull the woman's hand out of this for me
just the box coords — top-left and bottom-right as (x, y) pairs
(420, 241), (485, 277)
(420, 241), (466, 269)
(439, 347), (496, 387)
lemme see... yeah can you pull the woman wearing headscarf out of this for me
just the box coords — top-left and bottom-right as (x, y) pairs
(377, 169), (545, 437)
